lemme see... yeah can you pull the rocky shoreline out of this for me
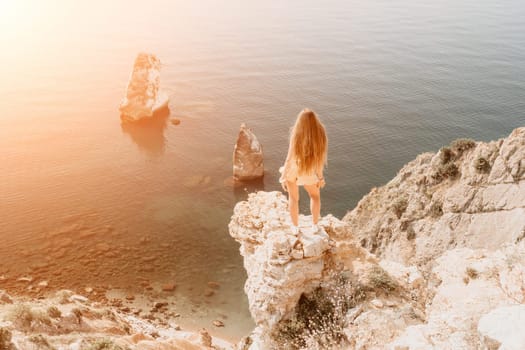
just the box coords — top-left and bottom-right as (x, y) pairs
(0, 288), (234, 349)
(0, 244), (243, 348)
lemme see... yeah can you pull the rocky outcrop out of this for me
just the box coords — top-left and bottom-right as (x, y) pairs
(343, 127), (525, 268)
(229, 127), (525, 350)
(0, 290), (232, 350)
(229, 192), (425, 349)
(229, 191), (334, 332)
(388, 242), (525, 349)
(233, 124), (264, 181)
(230, 191), (525, 349)
(120, 53), (169, 123)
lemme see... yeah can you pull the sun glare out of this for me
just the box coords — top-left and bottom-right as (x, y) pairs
(0, 0), (31, 28)
(0, 1), (74, 36)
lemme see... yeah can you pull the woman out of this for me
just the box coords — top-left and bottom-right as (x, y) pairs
(279, 108), (328, 234)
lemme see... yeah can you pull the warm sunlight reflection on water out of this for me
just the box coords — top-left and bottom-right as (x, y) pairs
(1, 0), (525, 341)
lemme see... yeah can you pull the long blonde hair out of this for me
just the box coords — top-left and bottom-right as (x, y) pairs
(290, 108), (328, 175)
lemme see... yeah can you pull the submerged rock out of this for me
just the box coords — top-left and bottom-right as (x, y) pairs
(161, 283), (176, 292)
(233, 123), (264, 181)
(119, 53), (169, 123)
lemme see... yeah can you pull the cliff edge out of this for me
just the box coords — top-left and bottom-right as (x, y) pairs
(229, 127), (525, 350)
(344, 127), (525, 268)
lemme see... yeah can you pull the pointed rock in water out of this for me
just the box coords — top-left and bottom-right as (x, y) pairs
(119, 53), (169, 123)
(233, 123), (264, 181)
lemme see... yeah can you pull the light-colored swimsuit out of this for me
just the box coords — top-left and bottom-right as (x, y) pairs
(279, 161), (319, 186)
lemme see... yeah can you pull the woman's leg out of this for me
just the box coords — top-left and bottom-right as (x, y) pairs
(286, 181), (299, 226)
(304, 184), (321, 225)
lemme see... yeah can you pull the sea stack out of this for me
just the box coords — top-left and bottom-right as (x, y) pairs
(233, 123), (264, 181)
(119, 53), (169, 123)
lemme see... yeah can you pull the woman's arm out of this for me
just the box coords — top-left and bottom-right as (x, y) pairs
(316, 163), (325, 188)
(279, 138), (294, 190)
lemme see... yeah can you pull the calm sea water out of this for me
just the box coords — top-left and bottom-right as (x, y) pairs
(1, 0), (524, 340)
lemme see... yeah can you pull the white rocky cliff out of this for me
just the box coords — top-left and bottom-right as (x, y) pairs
(119, 53), (169, 123)
(233, 123), (264, 181)
(229, 127), (525, 350)
(229, 191), (426, 349)
(343, 127), (525, 267)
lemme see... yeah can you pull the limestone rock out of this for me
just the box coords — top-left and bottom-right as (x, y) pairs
(478, 305), (525, 350)
(119, 53), (169, 123)
(229, 191), (415, 349)
(379, 260), (424, 290)
(388, 243), (525, 349)
(230, 186), (525, 349)
(233, 123), (264, 181)
(228, 127), (525, 349)
(229, 191), (331, 333)
(343, 127), (525, 267)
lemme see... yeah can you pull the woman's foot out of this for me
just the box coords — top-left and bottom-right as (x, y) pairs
(291, 225), (300, 235)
